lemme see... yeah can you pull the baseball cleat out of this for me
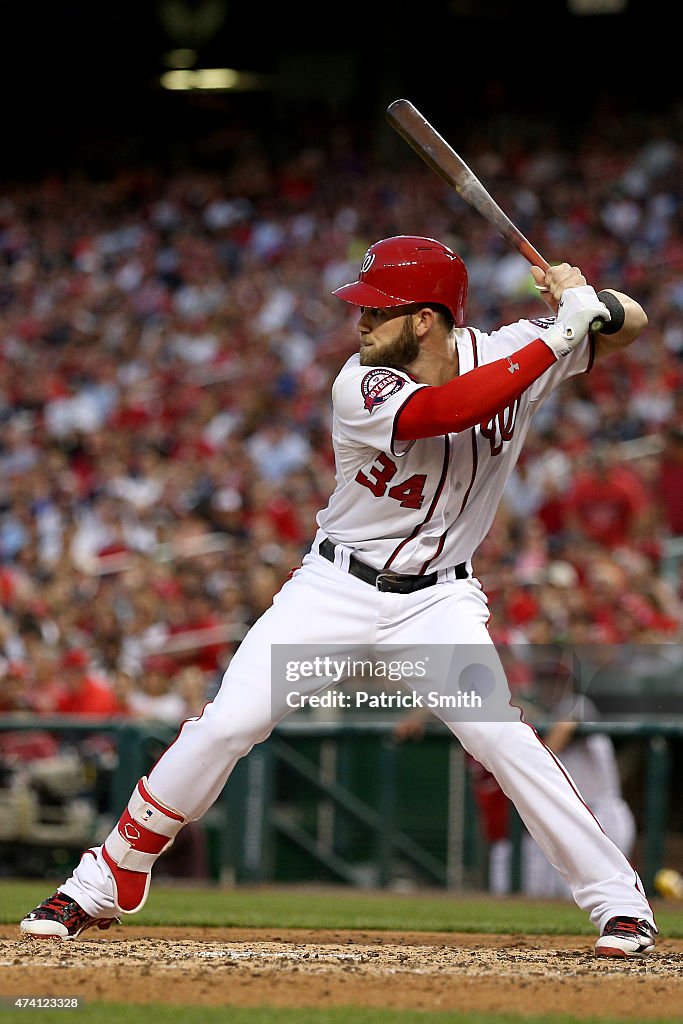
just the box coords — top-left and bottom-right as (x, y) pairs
(20, 891), (119, 940)
(594, 916), (656, 958)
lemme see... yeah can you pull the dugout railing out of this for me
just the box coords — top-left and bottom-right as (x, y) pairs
(0, 716), (680, 896)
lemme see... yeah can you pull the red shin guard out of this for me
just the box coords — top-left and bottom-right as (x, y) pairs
(102, 777), (185, 913)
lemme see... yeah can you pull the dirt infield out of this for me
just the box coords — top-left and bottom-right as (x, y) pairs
(1, 925), (682, 1017)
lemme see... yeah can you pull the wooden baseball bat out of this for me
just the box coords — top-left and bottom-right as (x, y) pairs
(386, 99), (607, 332)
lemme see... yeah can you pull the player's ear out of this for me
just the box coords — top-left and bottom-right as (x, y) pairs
(413, 306), (436, 336)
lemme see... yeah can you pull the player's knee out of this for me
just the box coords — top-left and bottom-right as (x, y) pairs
(198, 700), (274, 757)
(454, 721), (512, 765)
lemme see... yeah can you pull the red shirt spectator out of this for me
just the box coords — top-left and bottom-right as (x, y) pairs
(55, 649), (127, 718)
(564, 455), (649, 547)
(657, 428), (683, 536)
(504, 587), (539, 627)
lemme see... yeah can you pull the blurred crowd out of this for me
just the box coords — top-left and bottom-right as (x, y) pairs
(0, 112), (682, 723)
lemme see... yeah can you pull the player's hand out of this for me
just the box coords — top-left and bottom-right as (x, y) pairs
(531, 263), (587, 313)
(540, 285), (611, 358)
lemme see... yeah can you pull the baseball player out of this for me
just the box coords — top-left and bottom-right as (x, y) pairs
(21, 236), (656, 957)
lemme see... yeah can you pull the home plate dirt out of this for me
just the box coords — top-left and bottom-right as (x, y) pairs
(1, 926), (682, 1017)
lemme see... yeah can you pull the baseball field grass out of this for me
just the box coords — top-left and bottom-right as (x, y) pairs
(3, 881), (683, 935)
(0, 1009), (680, 1024)
(1, 881), (682, 1024)
(1, 1008), (680, 1024)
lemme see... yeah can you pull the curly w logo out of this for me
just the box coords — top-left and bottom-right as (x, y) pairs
(480, 399), (519, 456)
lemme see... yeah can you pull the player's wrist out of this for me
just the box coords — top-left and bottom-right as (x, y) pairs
(540, 285), (611, 358)
(540, 324), (572, 359)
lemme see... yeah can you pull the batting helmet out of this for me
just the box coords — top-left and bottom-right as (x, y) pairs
(332, 235), (468, 326)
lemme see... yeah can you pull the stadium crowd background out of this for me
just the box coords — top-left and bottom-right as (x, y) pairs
(0, 105), (682, 725)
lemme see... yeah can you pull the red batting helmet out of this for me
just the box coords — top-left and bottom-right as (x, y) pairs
(332, 235), (468, 326)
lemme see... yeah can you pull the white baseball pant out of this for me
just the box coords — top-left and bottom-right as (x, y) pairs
(62, 552), (654, 932)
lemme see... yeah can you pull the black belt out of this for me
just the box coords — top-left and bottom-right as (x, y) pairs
(318, 538), (468, 594)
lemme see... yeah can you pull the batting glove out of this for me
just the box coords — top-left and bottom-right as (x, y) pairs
(541, 285), (611, 358)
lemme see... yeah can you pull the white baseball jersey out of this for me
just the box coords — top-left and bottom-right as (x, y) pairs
(315, 318), (594, 573)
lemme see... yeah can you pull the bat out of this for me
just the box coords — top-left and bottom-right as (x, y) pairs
(386, 99), (608, 333)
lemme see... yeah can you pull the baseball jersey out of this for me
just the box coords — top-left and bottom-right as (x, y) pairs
(314, 318), (594, 573)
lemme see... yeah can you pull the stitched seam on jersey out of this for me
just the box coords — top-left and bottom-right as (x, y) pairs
(457, 426), (479, 517)
(419, 525), (449, 575)
(446, 328), (479, 514)
(386, 331), (475, 572)
(390, 384), (429, 457)
(384, 435), (450, 571)
(468, 327), (479, 369)
(420, 426), (477, 572)
(392, 327), (476, 574)
(417, 437), (456, 573)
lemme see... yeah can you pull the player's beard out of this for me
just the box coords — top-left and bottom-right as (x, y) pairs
(359, 316), (420, 369)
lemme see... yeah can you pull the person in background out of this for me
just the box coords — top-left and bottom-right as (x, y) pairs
(55, 649), (127, 718)
(125, 658), (208, 724)
(518, 665), (636, 900)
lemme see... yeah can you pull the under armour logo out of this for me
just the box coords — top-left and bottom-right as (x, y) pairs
(506, 358), (520, 374)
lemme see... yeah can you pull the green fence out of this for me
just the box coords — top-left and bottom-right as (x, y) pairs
(0, 716), (681, 895)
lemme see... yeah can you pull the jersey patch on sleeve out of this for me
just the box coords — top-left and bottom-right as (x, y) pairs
(529, 316), (556, 329)
(360, 369), (406, 414)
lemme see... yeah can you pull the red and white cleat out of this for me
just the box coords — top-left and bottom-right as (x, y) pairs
(20, 891), (118, 940)
(595, 916), (656, 958)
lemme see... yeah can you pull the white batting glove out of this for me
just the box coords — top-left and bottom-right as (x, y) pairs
(541, 286), (611, 358)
